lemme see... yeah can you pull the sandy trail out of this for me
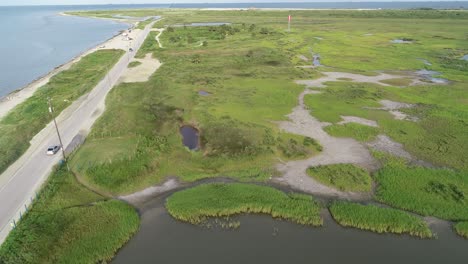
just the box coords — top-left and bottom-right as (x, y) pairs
(273, 71), (420, 199)
(152, 28), (165, 48)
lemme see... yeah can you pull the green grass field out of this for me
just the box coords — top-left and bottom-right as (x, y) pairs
(0, 167), (139, 264)
(307, 164), (372, 192)
(0, 49), (124, 174)
(166, 183), (323, 226)
(329, 201), (432, 238)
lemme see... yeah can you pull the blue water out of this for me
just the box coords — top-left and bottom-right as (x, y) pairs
(1, 2), (467, 96)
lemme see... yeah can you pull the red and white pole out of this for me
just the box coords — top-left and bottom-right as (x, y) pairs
(288, 15), (291, 32)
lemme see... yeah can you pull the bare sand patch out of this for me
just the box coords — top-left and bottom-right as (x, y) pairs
(119, 53), (162, 83)
(337, 116), (379, 127)
(367, 135), (413, 160)
(120, 178), (180, 206)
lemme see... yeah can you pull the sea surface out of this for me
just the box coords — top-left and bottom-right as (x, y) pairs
(1, 2), (467, 96)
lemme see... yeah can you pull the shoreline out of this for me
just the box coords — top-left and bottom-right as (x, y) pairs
(0, 13), (134, 120)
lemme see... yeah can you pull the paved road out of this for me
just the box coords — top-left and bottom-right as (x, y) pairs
(0, 19), (157, 244)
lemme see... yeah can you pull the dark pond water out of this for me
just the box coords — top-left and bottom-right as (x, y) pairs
(198, 90), (211, 96)
(113, 196), (468, 264)
(180, 125), (199, 150)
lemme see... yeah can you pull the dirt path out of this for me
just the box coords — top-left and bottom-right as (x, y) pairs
(273, 71), (419, 199)
(152, 28), (165, 48)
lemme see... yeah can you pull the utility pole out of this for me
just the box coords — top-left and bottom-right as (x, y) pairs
(47, 97), (68, 169)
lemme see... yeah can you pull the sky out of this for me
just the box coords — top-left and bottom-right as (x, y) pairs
(0, 0), (460, 6)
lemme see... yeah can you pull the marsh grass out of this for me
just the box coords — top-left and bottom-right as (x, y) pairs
(0, 166), (139, 264)
(375, 158), (468, 221)
(330, 201), (433, 238)
(166, 183), (323, 226)
(0, 49), (124, 174)
(307, 164), (372, 192)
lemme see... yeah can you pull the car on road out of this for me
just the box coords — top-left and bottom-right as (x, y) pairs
(46, 145), (61, 155)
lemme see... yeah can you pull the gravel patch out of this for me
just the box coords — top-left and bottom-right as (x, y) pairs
(338, 116), (379, 127)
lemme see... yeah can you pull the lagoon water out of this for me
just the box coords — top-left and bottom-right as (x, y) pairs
(113, 194), (468, 264)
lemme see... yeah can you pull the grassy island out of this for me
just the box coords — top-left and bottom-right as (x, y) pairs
(330, 201), (432, 238)
(166, 183), (323, 226)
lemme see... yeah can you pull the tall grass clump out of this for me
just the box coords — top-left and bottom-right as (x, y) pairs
(307, 164), (372, 192)
(0, 49), (124, 174)
(0, 166), (140, 264)
(454, 222), (468, 239)
(330, 201), (432, 238)
(166, 183), (323, 226)
(375, 159), (468, 221)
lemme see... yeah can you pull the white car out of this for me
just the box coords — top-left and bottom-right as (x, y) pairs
(46, 145), (61, 156)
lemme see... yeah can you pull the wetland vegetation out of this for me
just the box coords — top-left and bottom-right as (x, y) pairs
(307, 164), (372, 192)
(0, 166), (139, 264)
(329, 201), (432, 238)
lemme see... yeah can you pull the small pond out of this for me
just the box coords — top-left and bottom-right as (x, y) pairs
(198, 90), (211, 96)
(416, 69), (449, 84)
(462, 55), (468, 61)
(180, 125), (199, 150)
(391, 39), (413, 44)
(113, 194), (468, 264)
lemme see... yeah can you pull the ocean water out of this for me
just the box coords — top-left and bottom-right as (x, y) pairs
(1, 2), (467, 96)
